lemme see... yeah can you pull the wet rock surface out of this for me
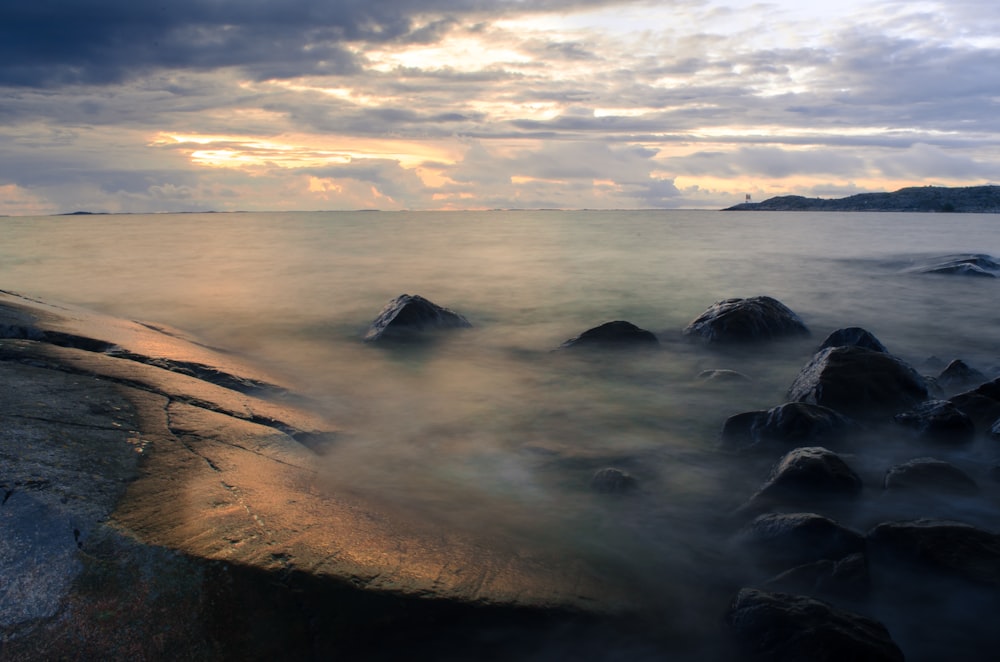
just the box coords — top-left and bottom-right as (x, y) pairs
(867, 519), (1000, 587)
(818, 326), (888, 353)
(559, 320), (659, 349)
(725, 588), (904, 662)
(787, 346), (929, 420)
(893, 399), (976, 444)
(765, 552), (870, 602)
(363, 293), (472, 342)
(883, 458), (979, 495)
(741, 446), (863, 514)
(590, 467), (639, 493)
(736, 512), (865, 572)
(721, 402), (855, 453)
(683, 295), (809, 343)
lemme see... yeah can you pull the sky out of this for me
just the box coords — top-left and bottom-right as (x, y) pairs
(2, 0), (999, 214)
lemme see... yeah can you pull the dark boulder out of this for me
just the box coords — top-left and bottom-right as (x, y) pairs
(725, 588), (904, 662)
(559, 320), (659, 349)
(948, 391), (1000, 431)
(867, 519), (1000, 587)
(363, 294), (471, 342)
(818, 327), (888, 353)
(937, 359), (987, 392)
(683, 296), (809, 343)
(589, 467), (638, 494)
(787, 346), (929, 420)
(721, 402), (855, 453)
(736, 512), (865, 572)
(765, 552), (870, 602)
(742, 447), (863, 514)
(892, 400), (975, 444)
(883, 457), (978, 495)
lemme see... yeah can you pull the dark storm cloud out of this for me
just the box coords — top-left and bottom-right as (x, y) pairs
(0, 0), (623, 87)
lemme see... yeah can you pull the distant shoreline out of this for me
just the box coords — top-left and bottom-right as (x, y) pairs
(724, 185), (1000, 213)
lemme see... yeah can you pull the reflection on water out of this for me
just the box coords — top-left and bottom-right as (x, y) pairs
(3, 210), (1000, 651)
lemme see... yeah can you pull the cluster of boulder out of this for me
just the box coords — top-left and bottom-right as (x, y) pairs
(704, 302), (1000, 660)
(361, 289), (1000, 659)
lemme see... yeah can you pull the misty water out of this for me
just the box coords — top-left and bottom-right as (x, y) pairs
(3, 210), (999, 657)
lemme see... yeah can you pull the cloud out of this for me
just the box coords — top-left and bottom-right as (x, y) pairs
(1, 0), (999, 213)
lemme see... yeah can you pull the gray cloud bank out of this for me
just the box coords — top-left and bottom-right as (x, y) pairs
(1, 0), (999, 213)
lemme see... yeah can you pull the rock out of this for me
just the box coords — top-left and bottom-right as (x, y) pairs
(682, 296), (809, 343)
(0, 291), (635, 659)
(948, 391), (1000, 431)
(589, 467), (638, 493)
(937, 359), (987, 391)
(883, 457), (979, 495)
(818, 327), (888, 353)
(721, 402), (855, 452)
(559, 320), (659, 349)
(766, 553), (869, 602)
(697, 369), (751, 382)
(787, 346), (929, 420)
(992, 420), (1000, 440)
(725, 588), (904, 662)
(915, 254), (1000, 277)
(892, 400), (975, 444)
(867, 519), (1000, 587)
(363, 294), (471, 342)
(742, 447), (863, 513)
(736, 512), (865, 572)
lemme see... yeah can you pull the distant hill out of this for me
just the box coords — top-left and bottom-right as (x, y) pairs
(724, 185), (1000, 213)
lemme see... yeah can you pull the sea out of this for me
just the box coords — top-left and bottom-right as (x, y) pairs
(3, 210), (999, 658)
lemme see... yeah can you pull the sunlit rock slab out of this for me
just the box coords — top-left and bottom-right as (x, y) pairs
(0, 291), (631, 632)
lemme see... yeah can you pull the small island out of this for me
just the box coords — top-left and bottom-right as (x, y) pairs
(724, 185), (1000, 213)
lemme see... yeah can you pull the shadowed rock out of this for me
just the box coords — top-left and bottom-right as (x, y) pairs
(721, 402), (855, 453)
(363, 294), (471, 342)
(893, 400), (975, 444)
(787, 346), (929, 420)
(883, 457), (978, 495)
(736, 512), (865, 572)
(683, 296), (809, 343)
(765, 553), (869, 602)
(937, 359), (987, 392)
(818, 327), (888, 353)
(725, 588), (904, 662)
(741, 447), (863, 514)
(559, 320), (659, 349)
(867, 519), (1000, 588)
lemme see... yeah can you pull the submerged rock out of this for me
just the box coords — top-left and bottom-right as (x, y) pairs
(883, 457), (978, 495)
(913, 254), (1000, 277)
(697, 369), (751, 383)
(363, 294), (471, 342)
(736, 512), (865, 572)
(721, 402), (855, 453)
(787, 346), (929, 420)
(818, 327), (888, 353)
(893, 400), (975, 444)
(590, 467), (638, 494)
(559, 320), (659, 349)
(683, 296), (809, 343)
(725, 588), (904, 662)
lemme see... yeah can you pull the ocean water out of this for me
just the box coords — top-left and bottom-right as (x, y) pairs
(3, 210), (1000, 655)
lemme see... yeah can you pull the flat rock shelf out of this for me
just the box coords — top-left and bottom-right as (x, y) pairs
(0, 290), (651, 660)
